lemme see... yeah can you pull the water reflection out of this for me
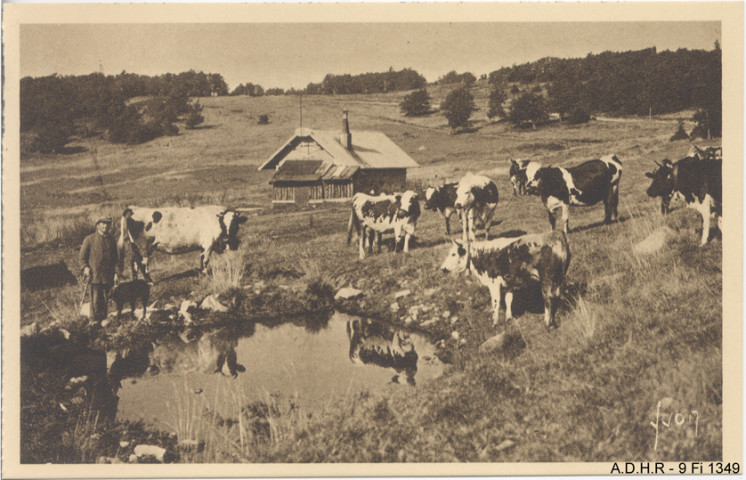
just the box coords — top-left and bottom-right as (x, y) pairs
(114, 312), (442, 427)
(347, 318), (418, 386)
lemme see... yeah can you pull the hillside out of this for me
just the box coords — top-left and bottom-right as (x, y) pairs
(19, 91), (724, 464)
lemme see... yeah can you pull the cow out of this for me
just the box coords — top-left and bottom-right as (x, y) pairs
(524, 155), (622, 233)
(424, 182), (460, 235)
(509, 159), (531, 196)
(346, 191), (420, 260)
(118, 206), (247, 279)
(440, 230), (571, 329)
(688, 145), (722, 161)
(453, 173), (499, 243)
(346, 317), (418, 386)
(645, 153), (722, 245)
(645, 159), (675, 215)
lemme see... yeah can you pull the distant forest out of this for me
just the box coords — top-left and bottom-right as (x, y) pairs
(20, 46), (721, 153)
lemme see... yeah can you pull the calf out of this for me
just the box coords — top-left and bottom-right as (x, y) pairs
(440, 230), (570, 329)
(424, 182), (459, 235)
(646, 153), (722, 245)
(524, 155), (622, 233)
(509, 159), (531, 196)
(347, 191), (420, 260)
(454, 173), (499, 243)
(118, 206), (247, 278)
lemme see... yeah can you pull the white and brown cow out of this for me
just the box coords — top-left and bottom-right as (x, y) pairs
(424, 182), (460, 235)
(524, 155), (622, 233)
(645, 152), (722, 245)
(346, 191), (421, 260)
(454, 173), (499, 243)
(440, 230), (571, 329)
(118, 206), (247, 279)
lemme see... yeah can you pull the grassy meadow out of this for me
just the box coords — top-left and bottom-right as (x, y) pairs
(20, 85), (723, 462)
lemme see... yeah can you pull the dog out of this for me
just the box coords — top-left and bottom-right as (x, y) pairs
(111, 279), (150, 321)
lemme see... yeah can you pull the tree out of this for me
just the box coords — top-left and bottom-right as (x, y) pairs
(400, 89), (431, 117)
(185, 102), (204, 129)
(441, 87), (475, 132)
(487, 83), (507, 119)
(509, 92), (549, 129)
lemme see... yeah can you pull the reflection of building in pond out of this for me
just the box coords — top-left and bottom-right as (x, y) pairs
(346, 317), (418, 386)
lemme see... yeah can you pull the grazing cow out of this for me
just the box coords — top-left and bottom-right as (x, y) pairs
(645, 154), (722, 245)
(524, 155), (622, 233)
(440, 230), (571, 329)
(509, 159), (531, 196)
(424, 182), (460, 235)
(688, 145), (722, 161)
(454, 173), (499, 243)
(346, 318), (418, 386)
(118, 206), (247, 278)
(346, 191), (421, 260)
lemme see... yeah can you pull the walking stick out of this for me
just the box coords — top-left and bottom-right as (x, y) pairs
(79, 276), (91, 316)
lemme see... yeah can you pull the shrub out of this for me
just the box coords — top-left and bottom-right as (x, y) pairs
(400, 89), (431, 117)
(185, 102), (205, 129)
(670, 122), (689, 141)
(257, 114), (270, 125)
(441, 87), (475, 132)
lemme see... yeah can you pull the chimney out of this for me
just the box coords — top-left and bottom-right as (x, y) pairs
(342, 110), (352, 150)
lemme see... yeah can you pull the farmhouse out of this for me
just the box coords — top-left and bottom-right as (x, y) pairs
(258, 111), (419, 206)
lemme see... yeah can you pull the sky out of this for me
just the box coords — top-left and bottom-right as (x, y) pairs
(21, 22), (720, 91)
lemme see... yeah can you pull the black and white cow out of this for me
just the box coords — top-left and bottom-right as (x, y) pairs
(645, 153), (722, 245)
(509, 159), (531, 196)
(346, 318), (418, 386)
(346, 191), (421, 260)
(424, 182), (459, 235)
(118, 206), (247, 279)
(454, 173), (499, 243)
(688, 145), (723, 162)
(440, 230), (571, 329)
(524, 155), (622, 233)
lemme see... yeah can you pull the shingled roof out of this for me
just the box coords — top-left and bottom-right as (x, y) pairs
(269, 160), (359, 184)
(258, 128), (419, 171)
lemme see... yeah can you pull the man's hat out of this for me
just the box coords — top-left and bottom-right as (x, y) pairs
(96, 216), (113, 225)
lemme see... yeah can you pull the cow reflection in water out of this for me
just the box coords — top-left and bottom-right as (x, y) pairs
(346, 318), (418, 386)
(149, 326), (246, 378)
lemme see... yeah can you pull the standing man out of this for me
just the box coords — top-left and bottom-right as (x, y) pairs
(79, 216), (119, 322)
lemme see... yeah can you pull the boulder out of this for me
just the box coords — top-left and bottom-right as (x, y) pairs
(21, 322), (39, 337)
(335, 287), (363, 300)
(394, 289), (412, 299)
(134, 444), (168, 463)
(633, 227), (676, 255)
(479, 333), (508, 354)
(200, 294), (229, 313)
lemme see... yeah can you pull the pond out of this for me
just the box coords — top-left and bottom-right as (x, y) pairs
(115, 312), (444, 431)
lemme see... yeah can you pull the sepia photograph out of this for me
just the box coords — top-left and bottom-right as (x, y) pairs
(2, 2), (743, 477)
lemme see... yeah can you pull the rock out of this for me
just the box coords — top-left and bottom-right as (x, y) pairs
(179, 300), (198, 324)
(334, 287), (363, 300)
(21, 322), (39, 337)
(68, 375), (88, 385)
(495, 439), (515, 452)
(451, 331), (460, 341)
(128, 454), (138, 463)
(178, 439), (202, 451)
(479, 333), (507, 354)
(442, 311), (451, 319)
(97, 456), (123, 464)
(423, 288), (437, 297)
(390, 303), (400, 313)
(450, 316), (459, 325)
(80, 301), (90, 317)
(101, 319), (111, 328)
(633, 227), (676, 255)
(420, 319), (438, 328)
(119, 441), (130, 448)
(418, 145), (426, 151)
(134, 444), (167, 463)
(394, 289), (412, 299)
(404, 317), (415, 326)
(200, 294), (229, 312)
